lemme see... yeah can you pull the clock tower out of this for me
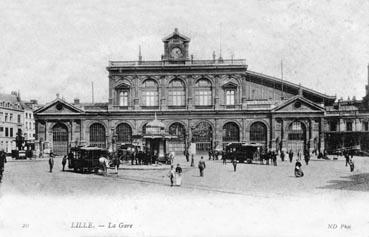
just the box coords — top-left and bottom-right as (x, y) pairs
(162, 28), (190, 63)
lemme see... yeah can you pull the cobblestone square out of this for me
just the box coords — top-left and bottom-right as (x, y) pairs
(1, 155), (369, 236)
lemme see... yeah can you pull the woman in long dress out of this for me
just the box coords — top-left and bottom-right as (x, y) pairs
(175, 164), (182, 186)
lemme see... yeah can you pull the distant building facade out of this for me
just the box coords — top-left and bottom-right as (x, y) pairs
(34, 29), (357, 157)
(0, 92), (24, 152)
(0, 92), (39, 153)
(324, 65), (369, 153)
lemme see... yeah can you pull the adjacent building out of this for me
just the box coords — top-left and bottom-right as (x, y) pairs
(35, 29), (360, 157)
(0, 92), (24, 152)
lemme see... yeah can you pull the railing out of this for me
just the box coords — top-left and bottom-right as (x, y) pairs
(108, 59), (246, 67)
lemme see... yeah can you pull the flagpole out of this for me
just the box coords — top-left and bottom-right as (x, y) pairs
(281, 60), (284, 100)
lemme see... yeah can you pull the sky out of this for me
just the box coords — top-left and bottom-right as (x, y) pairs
(0, 0), (368, 104)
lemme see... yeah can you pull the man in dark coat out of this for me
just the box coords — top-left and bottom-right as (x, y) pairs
(62, 155), (67, 171)
(49, 152), (55, 173)
(232, 158), (237, 172)
(280, 150), (285, 162)
(0, 150), (7, 183)
(198, 156), (206, 177)
(294, 159), (304, 177)
(304, 150), (310, 165)
(289, 150), (294, 163)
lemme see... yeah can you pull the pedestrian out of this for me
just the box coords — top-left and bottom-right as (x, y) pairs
(222, 154), (227, 165)
(280, 150), (285, 162)
(232, 158), (237, 172)
(49, 152), (54, 173)
(0, 150), (7, 183)
(62, 155), (67, 171)
(266, 151), (271, 165)
(272, 151), (277, 166)
(198, 156), (206, 177)
(185, 150), (189, 162)
(208, 149), (212, 160)
(289, 150), (294, 163)
(349, 158), (354, 172)
(113, 152), (120, 174)
(175, 164), (182, 186)
(304, 150), (310, 165)
(294, 159), (304, 178)
(344, 152), (350, 167)
(168, 165), (175, 187)
(297, 150), (302, 161)
(190, 154), (195, 167)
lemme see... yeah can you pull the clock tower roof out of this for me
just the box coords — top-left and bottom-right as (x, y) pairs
(162, 28), (190, 42)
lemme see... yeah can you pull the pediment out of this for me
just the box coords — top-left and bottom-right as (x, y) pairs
(222, 80), (238, 89)
(115, 82), (130, 89)
(272, 96), (325, 112)
(35, 99), (83, 114)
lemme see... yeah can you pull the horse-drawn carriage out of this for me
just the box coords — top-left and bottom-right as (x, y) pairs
(68, 146), (109, 173)
(223, 143), (263, 163)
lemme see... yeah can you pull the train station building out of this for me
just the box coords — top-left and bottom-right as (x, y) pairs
(33, 29), (369, 156)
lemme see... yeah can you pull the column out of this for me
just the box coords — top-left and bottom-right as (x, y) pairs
(160, 76), (167, 110)
(214, 76), (220, 110)
(187, 76), (194, 110)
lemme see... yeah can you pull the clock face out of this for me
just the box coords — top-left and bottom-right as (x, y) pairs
(170, 47), (182, 59)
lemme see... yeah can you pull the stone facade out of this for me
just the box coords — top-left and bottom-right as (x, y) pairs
(38, 29), (369, 156)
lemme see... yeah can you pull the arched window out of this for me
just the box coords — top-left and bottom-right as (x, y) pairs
(288, 122), (305, 140)
(192, 121), (212, 142)
(223, 122), (240, 142)
(168, 79), (185, 106)
(119, 91), (128, 106)
(52, 123), (68, 156)
(90, 123), (106, 148)
(142, 79), (159, 106)
(169, 122), (186, 141)
(250, 122), (267, 143)
(195, 79), (212, 106)
(116, 123), (132, 144)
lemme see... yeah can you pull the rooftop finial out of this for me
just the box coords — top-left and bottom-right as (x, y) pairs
(174, 28), (178, 33)
(56, 93), (60, 99)
(298, 83), (303, 96)
(138, 45), (142, 62)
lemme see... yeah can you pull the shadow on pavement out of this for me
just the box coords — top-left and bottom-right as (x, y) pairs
(318, 173), (369, 192)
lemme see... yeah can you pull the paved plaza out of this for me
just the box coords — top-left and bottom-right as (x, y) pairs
(1, 155), (369, 236)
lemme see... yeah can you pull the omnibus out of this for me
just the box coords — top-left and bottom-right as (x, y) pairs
(68, 146), (109, 173)
(223, 143), (263, 163)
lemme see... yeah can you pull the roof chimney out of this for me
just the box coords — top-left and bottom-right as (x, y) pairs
(74, 98), (80, 105)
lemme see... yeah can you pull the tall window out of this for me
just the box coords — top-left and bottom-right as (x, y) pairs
(169, 123), (186, 141)
(17, 114), (21, 123)
(119, 91), (128, 106)
(116, 123), (132, 144)
(223, 122), (240, 142)
(329, 121), (337, 131)
(250, 122), (267, 142)
(168, 79), (185, 106)
(90, 123), (106, 148)
(288, 122), (305, 140)
(226, 90), (235, 105)
(195, 79), (212, 106)
(142, 79), (159, 106)
(10, 128), (13, 137)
